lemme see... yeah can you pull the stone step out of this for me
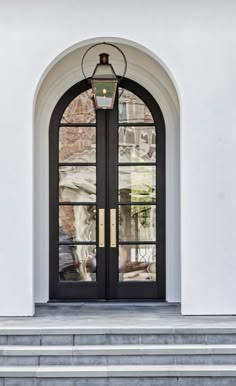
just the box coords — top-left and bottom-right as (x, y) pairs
(1, 328), (236, 345)
(0, 364), (236, 378)
(2, 343), (236, 355)
(1, 326), (236, 335)
(1, 345), (236, 366)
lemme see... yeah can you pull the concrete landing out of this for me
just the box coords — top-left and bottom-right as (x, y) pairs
(0, 304), (236, 329)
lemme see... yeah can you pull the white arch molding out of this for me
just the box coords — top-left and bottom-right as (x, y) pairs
(34, 37), (181, 304)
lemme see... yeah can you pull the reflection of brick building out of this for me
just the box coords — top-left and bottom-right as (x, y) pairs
(61, 89), (95, 124)
(59, 126), (96, 162)
(119, 89), (154, 123)
(59, 89), (96, 163)
(60, 88), (156, 163)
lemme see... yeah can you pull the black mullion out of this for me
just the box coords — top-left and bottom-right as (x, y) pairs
(58, 241), (97, 246)
(118, 202), (157, 206)
(96, 109), (107, 299)
(118, 162), (156, 166)
(105, 110), (110, 299)
(58, 202), (96, 206)
(118, 122), (154, 127)
(59, 123), (96, 127)
(108, 95), (119, 299)
(59, 163), (96, 167)
(119, 241), (156, 245)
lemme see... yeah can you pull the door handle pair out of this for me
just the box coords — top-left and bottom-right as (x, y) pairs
(99, 209), (116, 248)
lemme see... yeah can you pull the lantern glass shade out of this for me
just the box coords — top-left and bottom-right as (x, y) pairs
(91, 54), (118, 109)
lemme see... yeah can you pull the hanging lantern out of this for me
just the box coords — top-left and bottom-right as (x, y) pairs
(91, 53), (118, 109)
(81, 42), (127, 110)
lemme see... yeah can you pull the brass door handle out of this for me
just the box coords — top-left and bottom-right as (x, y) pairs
(110, 209), (116, 248)
(99, 209), (105, 247)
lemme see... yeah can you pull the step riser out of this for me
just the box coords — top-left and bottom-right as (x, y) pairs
(1, 377), (236, 385)
(1, 334), (236, 345)
(1, 354), (236, 366)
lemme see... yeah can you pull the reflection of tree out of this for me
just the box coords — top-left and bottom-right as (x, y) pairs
(132, 205), (150, 225)
(132, 206), (152, 241)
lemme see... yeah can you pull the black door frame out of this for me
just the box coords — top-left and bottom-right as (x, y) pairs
(49, 77), (166, 301)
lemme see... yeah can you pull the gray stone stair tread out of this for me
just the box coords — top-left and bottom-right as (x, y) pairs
(1, 344), (236, 355)
(2, 325), (236, 335)
(1, 365), (236, 377)
(0, 366), (106, 377)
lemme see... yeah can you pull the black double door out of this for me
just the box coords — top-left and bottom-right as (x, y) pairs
(49, 78), (165, 301)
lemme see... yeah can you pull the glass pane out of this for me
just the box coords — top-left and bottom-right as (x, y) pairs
(61, 89), (96, 124)
(59, 127), (96, 163)
(119, 244), (156, 282)
(59, 244), (96, 281)
(59, 205), (96, 242)
(92, 80), (117, 109)
(119, 166), (156, 202)
(119, 126), (156, 162)
(59, 166), (96, 202)
(119, 88), (154, 123)
(119, 205), (156, 242)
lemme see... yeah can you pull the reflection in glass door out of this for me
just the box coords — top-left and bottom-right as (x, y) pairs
(49, 78), (165, 300)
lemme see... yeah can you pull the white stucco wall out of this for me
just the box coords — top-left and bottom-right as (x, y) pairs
(0, 0), (235, 315)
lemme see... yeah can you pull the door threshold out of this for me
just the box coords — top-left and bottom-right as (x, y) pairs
(47, 299), (166, 303)
(37, 300), (178, 307)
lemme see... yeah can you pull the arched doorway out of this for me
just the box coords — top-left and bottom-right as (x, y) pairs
(49, 77), (165, 300)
